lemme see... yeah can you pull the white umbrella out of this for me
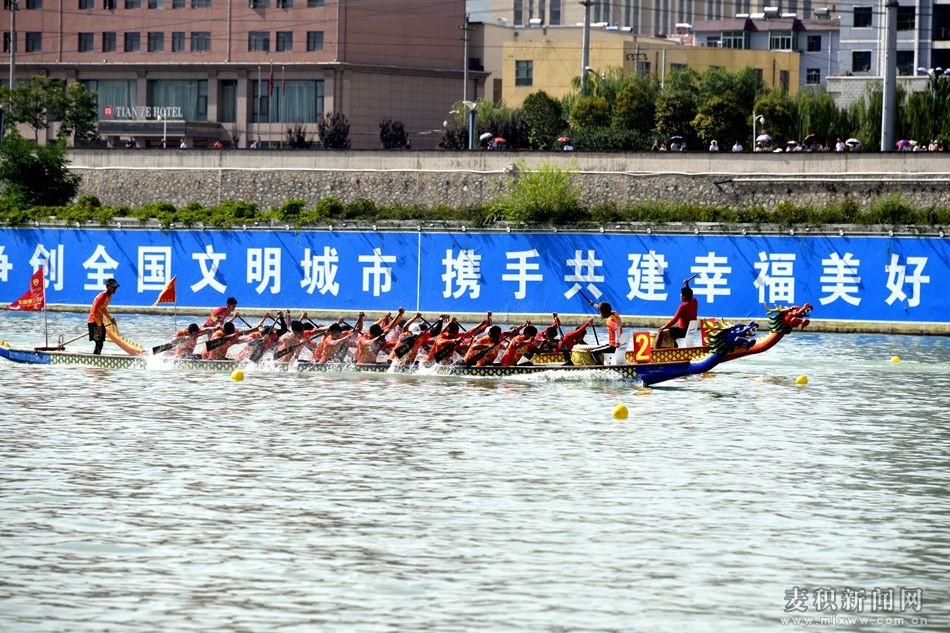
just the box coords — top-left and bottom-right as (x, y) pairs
(756, 133), (772, 143)
(478, 132), (493, 142)
(846, 138), (860, 146)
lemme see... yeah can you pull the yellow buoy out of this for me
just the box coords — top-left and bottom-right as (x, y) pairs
(795, 375), (808, 385)
(891, 356), (901, 364)
(612, 404), (629, 419)
(231, 369), (245, 382)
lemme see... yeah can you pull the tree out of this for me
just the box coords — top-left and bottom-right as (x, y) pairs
(0, 133), (81, 207)
(569, 96), (610, 131)
(793, 88), (844, 148)
(612, 78), (658, 136)
(752, 92), (796, 146)
(654, 90), (697, 147)
(59, 82), (99, 143)
(521, 91), (565, 149)
(378, 117), (408, 149)
(286, 122), (314, 148)
(316, 112), (351, 149)
(692, 93), (747, 148)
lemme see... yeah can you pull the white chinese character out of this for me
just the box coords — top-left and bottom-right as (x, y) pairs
(502, 249), (544, 300)
(190, 244), (228, 293)
(626, 251), (668, 301)
(870, 587), (895, 612)
(753, 251), (796, 304)
(248, 247), (281, 295)
(840, 587), (866, 612)
(82, 245), (120, 290)
(784, 587), (809, 613)
(819, 252), (861, 306)
(137, 246), (173, 293)
(441, 248), (481, 299)
(358, 247), (396, 296)
(884, 254), (929, 308)
(29, 244), (65, 291)
(0, 246), (13, 282)
(690, 252), (732, 303)
(813, 587), (837, 612)
(900, 587), (923, 612)
(563, 249), (604, 300)
(301, 246), (340, 296)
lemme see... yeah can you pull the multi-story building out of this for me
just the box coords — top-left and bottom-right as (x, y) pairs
(6, 0), (480, 148)
(691, 11), (840, 89)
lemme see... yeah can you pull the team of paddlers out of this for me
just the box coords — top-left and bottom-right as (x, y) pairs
(159, 296), (627, 367)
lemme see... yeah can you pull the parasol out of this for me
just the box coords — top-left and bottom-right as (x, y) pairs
(479, 132), (493, 142)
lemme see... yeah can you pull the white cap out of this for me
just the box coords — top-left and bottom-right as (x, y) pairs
(409, 324), (422, 334)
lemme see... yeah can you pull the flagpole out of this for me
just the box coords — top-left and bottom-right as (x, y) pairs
(257, 65), (261, 147)
(42, 266), (48, 348)
(280, 65), (285, 149)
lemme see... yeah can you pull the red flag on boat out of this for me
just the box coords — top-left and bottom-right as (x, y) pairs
(7, 267), (45, 311)
(153, 276), (177, 305)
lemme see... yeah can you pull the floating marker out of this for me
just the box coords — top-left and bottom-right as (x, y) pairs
(231, 369), (245, 382)
(795, 375), (808, 385)
(612, 404), (629, 419)
(891, 356), (901, 364)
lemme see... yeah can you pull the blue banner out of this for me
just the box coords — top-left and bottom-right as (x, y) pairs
(0, 228), (946, 323)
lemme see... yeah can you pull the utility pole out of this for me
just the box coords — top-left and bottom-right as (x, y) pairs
(459, 14), (473, 103)
(8, 0), (17, 90)
(580, 0), (592, 94)
(880, 0), (898, 151)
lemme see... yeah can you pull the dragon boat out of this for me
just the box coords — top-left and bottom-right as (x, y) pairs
(0, 321), (763, 387)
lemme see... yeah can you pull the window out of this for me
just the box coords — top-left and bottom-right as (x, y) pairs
(854, 6), (872, 28)
(896, 50), (914, 75)
(752, 68), (763, 84)
(171, 31), (184, 51)
(515, 60), (533, 86)
(769, 30), (793, 50)
(807, 35), (821, 52)
(779, 70), (789, 91)
(897, 6), (915, 30)
(706, 35), (720, 47)
(721, 30), (747, 49)
(276, 0), (291, 6)
(248, 31), (269, 52)
(148, 32), (163, 52)
(103, 31), (116, 51)
(191, 0), (210, 6)
(103, 0), (115, 8)
(124, 32), (140, 52)
(249, 0), (267, 6)
(306, 0), (322, 5)
(172, 0), (183, 6)
(125, 0), (140, 7)
(852, 51), (871, 73)
(79, 0), (93, 8)
(26, 32), (42, 52)
(806, 68), (820, 84)
(148, 79), (208, 120)
(550, 0), (561, 24)
(514, 0), (523, 25)
(2, 32), (11, 54)
(254, 79), (324, 123)
(276, 32), (292, 52)
(147, 0), (164, 7)
(191, 31), (210, 52)
(79, 32), (94, 51)
(219, 79), (237, 122)
(26, 0), (42, 8)
(306, 31), (324, 51)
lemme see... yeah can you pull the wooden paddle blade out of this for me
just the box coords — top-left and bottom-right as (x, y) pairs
(151, 341), (177, 354)
(273, 345), (296, 359)
(249, 342), (267, 362)
(205, 337), (231, 352)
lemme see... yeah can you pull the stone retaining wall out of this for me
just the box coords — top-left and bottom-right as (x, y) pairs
(69, 149), (950, 211)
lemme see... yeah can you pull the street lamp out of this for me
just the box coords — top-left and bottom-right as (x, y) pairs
(916, 66), (950, 142)
(461, 100), (477, 151)
(752, 112), (764, 150)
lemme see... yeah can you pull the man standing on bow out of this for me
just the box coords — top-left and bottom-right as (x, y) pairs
(88, 278), (119, 355)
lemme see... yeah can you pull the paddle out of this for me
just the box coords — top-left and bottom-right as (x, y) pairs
(577, 290), (601, 344)
(205, 333), (238, 352)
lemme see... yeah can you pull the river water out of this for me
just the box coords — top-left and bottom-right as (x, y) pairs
(1, 312), (948, 632)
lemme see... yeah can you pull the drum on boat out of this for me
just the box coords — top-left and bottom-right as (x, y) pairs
(570, 344), (598, 366)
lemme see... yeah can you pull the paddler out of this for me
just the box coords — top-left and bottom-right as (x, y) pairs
(170, 323), (213, 359)
(203, 313), (269, 360)
(353, 307), (405, 364)
(205, 296), (239, 329)
(88, 278), (119, 355)
(425, 313), (490, 365)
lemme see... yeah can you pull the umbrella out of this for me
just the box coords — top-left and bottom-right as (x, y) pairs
(756, 133), (772, 143)
(896, 139), (909, 149)
(478, 132), (493, 142)
(787, 140), (798, 145)
(846, 137), (860, 146)
(494, 137), (507, 143)
(558, 136), (571, 142)
(803, 133), (816, 144)
(670, 135), (684, 142)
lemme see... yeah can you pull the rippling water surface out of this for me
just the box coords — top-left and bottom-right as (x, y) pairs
(1, 313), (948, 632)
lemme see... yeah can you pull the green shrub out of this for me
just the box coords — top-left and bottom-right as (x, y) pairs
(491, 161), (582, 225)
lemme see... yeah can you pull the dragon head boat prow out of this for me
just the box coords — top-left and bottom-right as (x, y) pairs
(707, 322), (759, 356)
(765, 303), (814, 334)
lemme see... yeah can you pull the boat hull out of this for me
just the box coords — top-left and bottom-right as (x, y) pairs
(0, 345), (721, 386)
